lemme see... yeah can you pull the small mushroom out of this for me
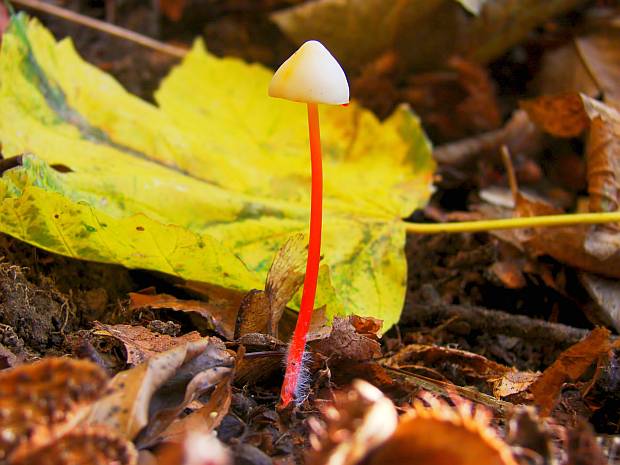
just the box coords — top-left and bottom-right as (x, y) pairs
(269, 40), (349, 407)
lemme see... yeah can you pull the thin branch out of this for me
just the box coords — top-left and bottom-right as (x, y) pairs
(11, 0), (188, 58)
(403, 211), (620, 234)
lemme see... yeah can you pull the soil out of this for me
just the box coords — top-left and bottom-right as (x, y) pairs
(2, 1), (620, 464)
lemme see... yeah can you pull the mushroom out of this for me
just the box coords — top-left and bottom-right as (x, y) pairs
(269, 40), (349, 407)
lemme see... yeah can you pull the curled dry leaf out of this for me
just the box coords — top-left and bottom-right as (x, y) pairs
(307, 380), (398, 465)
(87, 337), (233, 440)
(0, 357), (109, 463)
(11, 427), (137, 465)
(384, 343), (512, 387)
(310, 316), (382, 362)
(576, 27), (620, 107)
(129, 292), (237, 340)
(138, 365), (232, 448)
(530, 327), (612, 416)
(93, 322), (202, 366)
(236, 234), (307, 338)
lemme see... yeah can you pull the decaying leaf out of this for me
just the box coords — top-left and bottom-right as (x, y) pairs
(272, 0), (588, 73)
(385, 343), (512, 387)
(492, 371), (540, 400)
(520, 93), (590, 138)
(530, 327), (612, 416)
(576, 27), (620, 107)
(307, 380), (398, 465)
(92, 322), (202, 366)
(12, 427), (137, 465)
(235, 234), (308, 338)
(310, 316), (382, 362)
(0, 357), (109, 462)
(0, 17), (434, 330)
(129, 291), (237, 340)
(87, 337), (233, 440)
(579, 272), (620, 332)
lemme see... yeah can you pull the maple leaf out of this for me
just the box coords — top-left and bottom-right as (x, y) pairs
(0, 16), (434, 329)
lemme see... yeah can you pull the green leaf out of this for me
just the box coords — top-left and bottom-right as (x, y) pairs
(0, 16), (434, 329)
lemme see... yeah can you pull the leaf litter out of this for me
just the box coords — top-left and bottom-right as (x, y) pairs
(2, 1), (620, 464)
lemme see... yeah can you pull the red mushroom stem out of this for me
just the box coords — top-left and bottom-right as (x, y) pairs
(280, 102), (323, 407)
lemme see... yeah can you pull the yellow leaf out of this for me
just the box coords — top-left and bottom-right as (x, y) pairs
(0, 16), (434, 329)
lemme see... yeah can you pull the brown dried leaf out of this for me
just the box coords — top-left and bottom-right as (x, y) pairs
(307, 380), (398, 465)
(576, 28), (620, 107)
(272, 0), (587, 74)
(585, 108), (620, 214)
(138, 365), (232, 448)
(93, 323), (202, 366)
(530, 327), (611, 416)
(520, 93), (589, 138)
(504, 193), (620, 279)
(87, 337), (232, 440)
(235, 234), (307, 338)
(310, 317), (382, 362)
(385, 343), (512, 385)
(492, 371), (540, 399)
(129, 292), (236, 340)
(12, 427), (137, 465)
(579, 272), (620, 332)
(0, 357), (109, 462)
(367, 396), (518, 465)
(155, 366), (233, 445)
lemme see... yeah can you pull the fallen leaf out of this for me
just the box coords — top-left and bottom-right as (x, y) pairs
(310, 317), (382, 362)
(576, 27), (620, 107)
(384, 343), (512, 387)
(92, 322), (202, 366)
(272, 0), (588, 73)
(520, 93), (590, 138)
(492, 371), (540, 399)
(129, 292), (237, 340)
(87, 337), (233, 440)
(0, 357), (109, 462)
(0, 17), (435, 330)
(235, 234), (307, 338)
(579, 272), (620, 332)
(153, 349), (242, 446)
(530, 327), (611, 416)
(137, 365), (232, 448)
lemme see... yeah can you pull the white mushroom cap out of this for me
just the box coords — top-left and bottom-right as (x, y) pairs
(269, 40), (349, 105)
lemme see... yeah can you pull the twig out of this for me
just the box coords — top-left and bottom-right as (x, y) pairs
(403, 211), (620, 234)
(382, 366), (513, 414)
(401, 303), (600, 348)
(11, 0), (187, 58)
